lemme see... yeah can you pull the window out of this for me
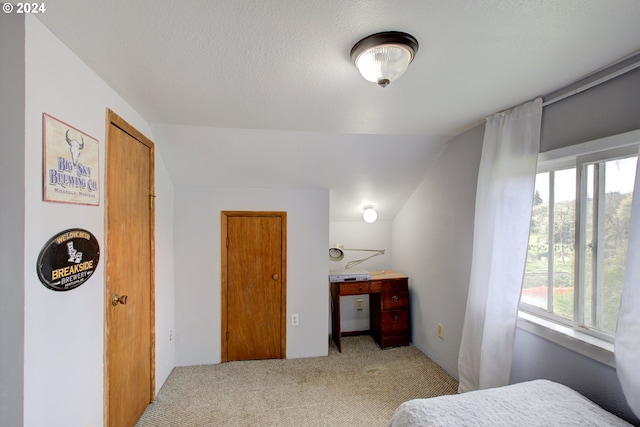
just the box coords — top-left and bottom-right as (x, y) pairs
(521, 145), (638, 343)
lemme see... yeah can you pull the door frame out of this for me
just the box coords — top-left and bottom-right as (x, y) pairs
(104, 109), (156, 425)
(221, 211), (287, 362)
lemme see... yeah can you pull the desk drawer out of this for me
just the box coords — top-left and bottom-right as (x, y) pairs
(339, 281), (369, 295)
(380, 291), (409, 310)
(370, 278), (408, 293)
(380, 309), (409, 333)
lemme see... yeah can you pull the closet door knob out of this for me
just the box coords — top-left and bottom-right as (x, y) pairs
(112, 293), (128, 306)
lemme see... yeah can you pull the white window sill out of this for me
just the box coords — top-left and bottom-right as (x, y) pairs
(517, 311), (615, 368)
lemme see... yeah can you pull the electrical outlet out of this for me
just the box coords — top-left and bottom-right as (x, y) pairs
(169, 329), (173, 341)
(292, 314), (299, 326)
(437, 323), (444, 339)
(356, 298), (364, 311)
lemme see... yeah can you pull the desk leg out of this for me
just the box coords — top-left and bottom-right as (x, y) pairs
(330, 285), (342, 352)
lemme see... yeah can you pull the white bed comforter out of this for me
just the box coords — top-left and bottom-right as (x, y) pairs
(388, 379), (632, 427)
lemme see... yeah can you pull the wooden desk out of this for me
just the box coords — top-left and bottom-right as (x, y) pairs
(330, 270), (409, 352)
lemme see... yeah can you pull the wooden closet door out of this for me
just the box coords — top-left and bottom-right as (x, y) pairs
(222, 212), (286, 361)
(105, 110), (155, 427)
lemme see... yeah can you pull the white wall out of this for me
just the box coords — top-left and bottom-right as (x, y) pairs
(23, 16), (175, 426)
(154, 156), (176, 388)
(329, 220), (392, 331)
(392, 125), (484, 377)
(0, 13), (25, 427)
(512, 329), (634, 421)
(173, 186), (329, 365)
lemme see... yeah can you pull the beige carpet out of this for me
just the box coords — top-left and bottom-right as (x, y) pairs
(136, 336), (458, 427)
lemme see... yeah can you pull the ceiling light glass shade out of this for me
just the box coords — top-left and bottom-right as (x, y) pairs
(351, 32), (418, 88)
(363, 207), (378, 223)
(355, 45), (412, 86)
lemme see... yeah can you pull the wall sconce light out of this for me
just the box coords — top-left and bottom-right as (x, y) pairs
(351, 31), (419, 88)
(329, 244), (346, 261)
(362, 206), (378, 223)
(329, 244), (385, 269)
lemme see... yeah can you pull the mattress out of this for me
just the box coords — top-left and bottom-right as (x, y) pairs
(388, 379), (632, 426)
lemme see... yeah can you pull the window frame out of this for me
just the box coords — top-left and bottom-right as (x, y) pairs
(517, 129), (640, 365)
(575, 146), (638, 341)
(520, 165), (576, 328)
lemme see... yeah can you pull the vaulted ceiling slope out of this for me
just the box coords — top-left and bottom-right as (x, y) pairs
(36, 1), (640, 220)
(151, 125), (449, 221)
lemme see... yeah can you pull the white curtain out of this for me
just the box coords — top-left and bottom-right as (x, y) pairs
(615, 146), (640, 418)
(457, 98), (543, 393)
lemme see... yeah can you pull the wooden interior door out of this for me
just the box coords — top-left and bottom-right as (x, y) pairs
(221, 211), (286, 362)
(105, 110), (155, 427)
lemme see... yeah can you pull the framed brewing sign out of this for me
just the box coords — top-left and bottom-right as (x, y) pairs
(43, 113), (100, 206)
(36, 229), (100, 291)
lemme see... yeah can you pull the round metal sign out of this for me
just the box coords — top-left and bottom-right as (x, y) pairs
(36, 228), (100, 291)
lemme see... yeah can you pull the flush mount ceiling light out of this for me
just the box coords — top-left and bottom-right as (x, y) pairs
(350, 31), (419, 88)
(362, 206), (378, 223)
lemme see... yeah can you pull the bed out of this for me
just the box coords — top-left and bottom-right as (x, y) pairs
(388, 379), (632, 426)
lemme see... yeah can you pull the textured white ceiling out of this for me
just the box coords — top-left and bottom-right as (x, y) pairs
(35, 0), (640, 220)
